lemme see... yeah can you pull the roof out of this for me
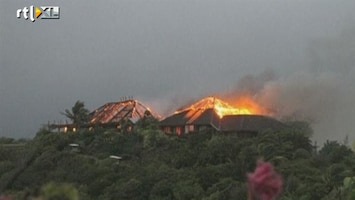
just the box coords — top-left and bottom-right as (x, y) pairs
(160, 108), (220, 127)
(160, 110), (286, 133)
(159, 96), (286, 133)
(220, 115), (287, 132)
(160, 96), (245, 127)
(90, 99), (159, 124)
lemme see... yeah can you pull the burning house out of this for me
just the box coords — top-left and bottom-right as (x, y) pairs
(49, 99), (159, 132)
(159, 96), (286, 136)
(49, 96), (285, 136)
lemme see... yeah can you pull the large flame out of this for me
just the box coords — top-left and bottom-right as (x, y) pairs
(175, 96), (267, 118)
(229, 96), (267, 116)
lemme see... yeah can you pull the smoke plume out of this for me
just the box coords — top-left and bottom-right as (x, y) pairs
(224, 27), (355, 144)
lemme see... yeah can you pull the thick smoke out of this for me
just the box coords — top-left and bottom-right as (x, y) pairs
(233, 70), (355, 145)
(225, 28), (355, 145)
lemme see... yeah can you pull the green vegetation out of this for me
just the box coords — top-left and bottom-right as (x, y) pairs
(0, 120), (354, 200)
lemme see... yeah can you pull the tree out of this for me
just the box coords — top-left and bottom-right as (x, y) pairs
(62, 101), (90, 129)
(40, 182), (79, 200)
(320, 140), (353, 164)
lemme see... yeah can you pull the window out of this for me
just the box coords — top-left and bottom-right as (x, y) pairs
(175, 127), (181, 135)
(127, 126), (132, 132)
(188, 125), (194, 132)
(185, 125), (194, 133)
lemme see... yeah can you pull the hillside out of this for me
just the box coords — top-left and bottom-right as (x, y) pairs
(0, 121), (354, 200)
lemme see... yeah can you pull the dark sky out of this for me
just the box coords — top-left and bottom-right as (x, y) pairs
(1, 0), (355, 143)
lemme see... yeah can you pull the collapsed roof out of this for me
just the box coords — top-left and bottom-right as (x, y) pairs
(90, 99), (159, 124)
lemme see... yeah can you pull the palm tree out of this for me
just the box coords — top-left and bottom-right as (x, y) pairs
(62, 100), (90, 129)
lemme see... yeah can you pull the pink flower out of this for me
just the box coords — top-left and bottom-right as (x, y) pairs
(247, 160), (282, 200)
(0, 195), (11, 200)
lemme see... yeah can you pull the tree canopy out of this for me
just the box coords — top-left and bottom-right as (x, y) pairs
(0, 121), (355, 200)
(61, 101), (90, 128)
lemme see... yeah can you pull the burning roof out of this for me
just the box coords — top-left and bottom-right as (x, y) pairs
(172, 96), (266, 119)
(90, 99), (159, 124)
(160, 108), (221, 128)
(160, 96), (285, 134)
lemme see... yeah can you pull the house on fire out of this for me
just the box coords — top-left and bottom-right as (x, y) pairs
(159, 97), (286, 136)
(50, 96), (285, 136)
(49, 98), (160, 132)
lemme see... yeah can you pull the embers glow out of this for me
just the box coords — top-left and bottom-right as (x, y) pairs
(175, 96), (266, 118)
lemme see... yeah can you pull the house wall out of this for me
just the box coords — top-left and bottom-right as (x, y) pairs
(161, 124), (218, 135)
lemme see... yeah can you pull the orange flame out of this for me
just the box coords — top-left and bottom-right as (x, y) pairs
(229, 96), (267, 116)
(175, 96), (267, 118)
(213, 98), (251, 117)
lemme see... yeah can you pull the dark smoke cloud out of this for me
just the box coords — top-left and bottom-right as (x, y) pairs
(231, 69), (276, 96)
(222, 28), (355, 145)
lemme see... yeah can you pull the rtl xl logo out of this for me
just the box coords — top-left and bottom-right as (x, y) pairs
(16, 6), (60, 22)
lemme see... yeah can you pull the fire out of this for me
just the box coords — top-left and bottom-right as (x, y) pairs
(214, 98), (252, 117)
(175, 96), (266, 118)
(229, 96), (267, 116)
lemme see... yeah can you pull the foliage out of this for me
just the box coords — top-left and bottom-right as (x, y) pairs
(61, 101), (90, 128)
(0, 121), (354, 200)
(40, 182), (79, 200)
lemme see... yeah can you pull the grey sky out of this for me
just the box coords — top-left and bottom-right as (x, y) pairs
(1, 0), (355, 142)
